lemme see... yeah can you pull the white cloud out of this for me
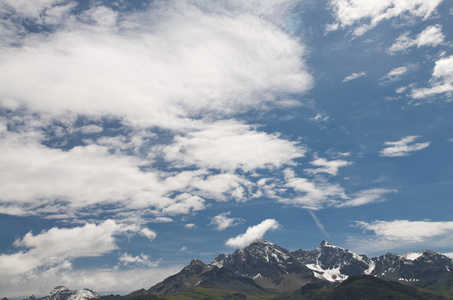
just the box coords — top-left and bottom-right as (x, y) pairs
(327, 0), (443, 36)
(226, 219), (280, 248)
(0, 220), (139, 276)
(140, 228), (157, 241)
(305, 157), (352, 176)
(336, 188), (397, 207)
(0, 2), (312, 129)
(388, 25), (444, 53)
(281, 169), (347, 210)
(357, 219), (453, 242)
(282, 169), (397, 210)
(185, 223), (196, 229)
(150, 217), (174, 223)
(311, 113), (330, 123)
(308, 210), (330, 239)
(210, 212), (244, 231)
(411, 55), (453, 99)
(190, 173), (250, 202)
(1, 265), (182, 299)
(160, 193), (206, 216)
(0, 128), (207, 218)
(163, 121), (305, 172)
(396, 86), (407, 94)
(117, 253), (158, 268)
(0, 0), (76, 23)
(78, 125), (103, 134)
(347, 219), (453, 254)
(380, 135), (430, 157)
(382, 66), (408, 82)
(342, 71), (367, 83)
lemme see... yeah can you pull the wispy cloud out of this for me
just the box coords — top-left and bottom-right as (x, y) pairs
(305, 157), (352, 176)
(282, 169), (347, 210)
(226, 219), (280, 248)
(380, 135), (430, 157)
(388, 25), (445, 53)
(342, 71), (367, 83)
(356, 219), (453, 242)
(308, 210), (331, 239)
(381, 66), (409, 82)
(348, 219), (453, 254)
(327, 0), (443, 36)
(311, 113), (330, 123)
(210, 212), (244, 231)
(336, 188), (397, 208)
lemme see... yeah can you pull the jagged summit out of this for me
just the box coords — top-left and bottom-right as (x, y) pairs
(188, 258), (205, 267)
(50, 287), (70, 295)
(250, 238), (274, 246)
(320, 240), (331, 246)
(25, 286), (100, 300)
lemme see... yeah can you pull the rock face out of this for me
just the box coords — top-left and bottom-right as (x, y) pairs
(139, 239), (453, 296)
(291, 240), (375, 282)
(24, 286), (99, 300)
(211, 238), (317, 291)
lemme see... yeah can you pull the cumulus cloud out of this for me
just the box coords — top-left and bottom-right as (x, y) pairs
(117, 253), (159, 268)
(305, 157), (352, 176)
(380, 135), (430, 157)
(0, 220), (141, 277)
(411, 55), (453, 99)
(342, 71), (367, 83)
(210, 212), (244, 231)
(226, 219), (280, 248)
(388, 25), (445, 53)
(163, 121), (306, 172)
(327, 0), (443, 36)
(0, 2), (312, 129)
(0, 127), (207, 218)
(190, 173), (250, 202)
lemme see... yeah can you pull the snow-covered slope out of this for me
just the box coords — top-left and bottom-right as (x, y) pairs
(25, 286), (99, 300)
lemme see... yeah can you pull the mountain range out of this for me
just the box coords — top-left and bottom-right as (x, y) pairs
(14, 239), (453, 299)
(131, 239), (453, 298)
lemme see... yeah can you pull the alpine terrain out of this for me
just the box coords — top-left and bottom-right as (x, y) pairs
(132, 239), (453, 298)
(16, 239), (453, 299)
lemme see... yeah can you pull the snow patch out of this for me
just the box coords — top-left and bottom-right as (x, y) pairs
(364, 260), (375, 275)
(306, 264), (348, 282)
(399, 278), (419, 282)
(68, 289), (99, 300)
(400, 251), (422, 261)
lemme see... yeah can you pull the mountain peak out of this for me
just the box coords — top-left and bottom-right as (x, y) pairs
(250, 238), (274, 246)
(320, 240), (337, 247)
(400, 251), (423, 261)
(50, 286), (69, 295)
(188, 258), (205, 267)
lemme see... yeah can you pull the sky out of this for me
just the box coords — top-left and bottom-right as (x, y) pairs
(0, 0), (452, 298)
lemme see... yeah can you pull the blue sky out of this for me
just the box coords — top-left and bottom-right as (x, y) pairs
(0, 0), (452, 297)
